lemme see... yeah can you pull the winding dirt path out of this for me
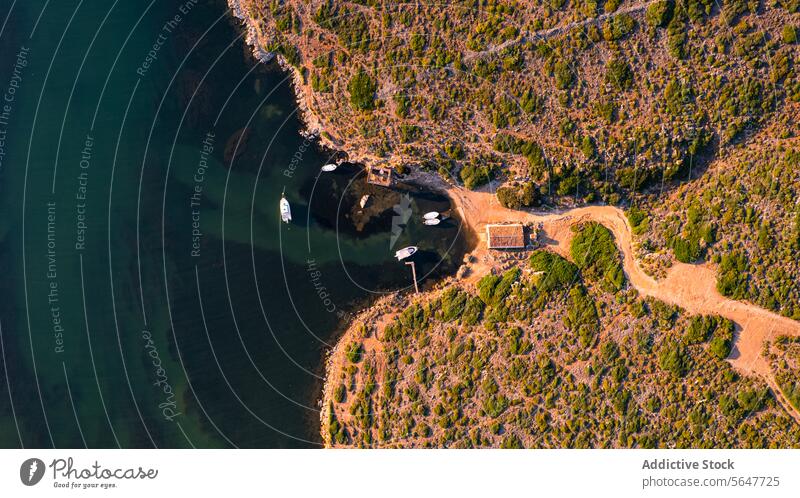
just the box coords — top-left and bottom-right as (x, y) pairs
(463, 0), (660, 63)
(446, 185), (800, 422)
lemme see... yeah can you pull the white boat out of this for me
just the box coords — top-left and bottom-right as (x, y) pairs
(395, 246), (418, 261)
(279, 194), (292, 223)
(423, 218), (441, 226)
(423, 211), (440, 220)
(360, 194), (370, 208)
(321, 163), (338, 172)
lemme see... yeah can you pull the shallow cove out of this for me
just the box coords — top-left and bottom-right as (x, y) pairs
(0, 0), (472, 448)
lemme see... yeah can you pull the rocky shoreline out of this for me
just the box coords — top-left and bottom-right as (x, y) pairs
(226, 0), (481, 446)
(227, 0), (345, 148)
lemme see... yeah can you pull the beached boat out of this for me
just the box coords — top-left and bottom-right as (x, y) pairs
(321, 163), (338, 172)
(395, 246), (418, 261)
(360, 194), (370, 208)
(423, 211), (439, 220)
(279, 193), (292, 223)
(423, 218), (441, 226)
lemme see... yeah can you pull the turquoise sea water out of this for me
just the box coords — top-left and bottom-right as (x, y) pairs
(0, 0), (468, 448)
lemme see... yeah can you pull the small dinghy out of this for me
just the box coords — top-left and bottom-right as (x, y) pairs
(423, 218), (441, 226)
(395, 246), (418, 261)
(279, 192), (292, 223)
(321, 163), (338, 172)
(360, 194), (370, 208)
(423, 211), (440, 220)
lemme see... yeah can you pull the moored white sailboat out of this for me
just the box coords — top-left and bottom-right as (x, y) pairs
(280, 191), (292, 223)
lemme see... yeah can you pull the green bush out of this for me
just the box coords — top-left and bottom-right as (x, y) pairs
(671, 236), (701, 263)
(500, 433), (524, 449)
(564, 286), (599, 348)
(529, 250), (580, 291)
(685, 315), (727, 344)
(708, 319), (735, 360)
(626, 206), (650, 235)
(606, 57), (634, 91)
(646, 0), (674, 28)
(497, 182), (540, 209)
(658, 339), (690, 377)
(462, 296), (485, 325)
(441, 287), (468, 322)
(783, 25), (797, 44)
(507, 327), (532, 355)
(346, 342), (363, 363)
(460, 162), (493, 189)
(570, 222), (626, 293)
(334, 384), (346, 403)
(717, 252), (749, 299)
(348, 68), (377, 111)
(603, 14), (636, 41)
(553, 60), (574, 90)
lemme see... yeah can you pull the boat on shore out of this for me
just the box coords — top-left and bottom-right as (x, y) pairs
(395, 246), (418, 261)
(280, 192), (292, 223)
(360, 194), (370, 208)
(321, 163), (338, 172)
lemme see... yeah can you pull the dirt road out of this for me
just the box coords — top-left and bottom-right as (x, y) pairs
(446, 185), (800, 421)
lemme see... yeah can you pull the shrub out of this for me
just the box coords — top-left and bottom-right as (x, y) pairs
(507, 327), (532, 355)
(717, 252), (749, 299)
(658, 339), (690, 377)
(477, 274), (501, 305)
(497, 183), (540, 209)
(500, 433), (524, 448)
(626, 206), (650, 235)
(606, 57), (634, 91)
(570, 223), (625, 293)
(646, 0), (674, 28)
(603, 14), (636, 41)
(553, 60), (574, 90)
(565, 286), (599, 348)
(492, 268), (521, 306)
(783, 25), (797, 44)
(346, 342), (363, 363)
(460, 162), (493, 189)
(441, 287), (468, 322)
(685, 315), (719, 344)
(709, 319), (735, 359)
(348, 68), (377, 111)
(462, 296), (485, 325)
(333, 384), (346, 403)
(671, 236), (701, 263)
(529, 250), (579, 291)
